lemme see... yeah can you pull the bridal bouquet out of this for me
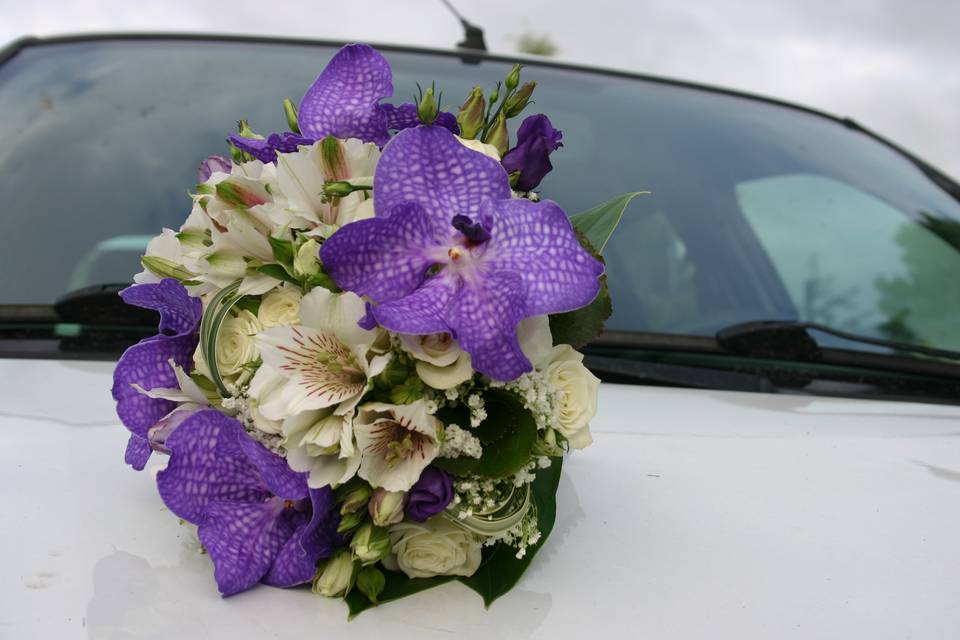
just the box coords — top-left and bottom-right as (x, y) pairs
(112, 43), (636, 616)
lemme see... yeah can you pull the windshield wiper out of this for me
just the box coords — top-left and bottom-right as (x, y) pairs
(52, 283), (157, 326)
(716, 320), (960, 362)
(584, 354), (776, 392)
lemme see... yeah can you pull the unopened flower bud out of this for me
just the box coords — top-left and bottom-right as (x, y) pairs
(282, 98), (301, 135)
(312, 550), (356, 597)
(337, 510), (364, 534)
(417, 85), (439, 125)
(505, 64), (522, 92)
(294, 239), (321, 277)
(489, 83), (500, 104)
(350, 523), (392, 565)
(322, 180), (357, 198)
(340, 484), (374, 515)
(215, 180), (265, 209)
(368, 488), (407, 527)
(504, 81), (536, 118)
(484, 112), (509, 157)
(456, 86), (486, 140)
(236, 119), (262, 140)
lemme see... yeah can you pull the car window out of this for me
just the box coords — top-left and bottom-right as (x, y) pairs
(2, 38), (960, 355)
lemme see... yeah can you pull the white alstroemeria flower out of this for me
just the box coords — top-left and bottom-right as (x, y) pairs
(249, 287), (389, 421)
(276, 138), (380, 235)
(354, 401), (441, 492)
(132, 359), (209, 406)
(281, 408), (361, 488)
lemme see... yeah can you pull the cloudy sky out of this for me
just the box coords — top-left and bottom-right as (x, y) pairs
(2, 0), (957, 178)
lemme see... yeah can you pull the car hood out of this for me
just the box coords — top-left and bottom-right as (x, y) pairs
(3, 358), (959, 639)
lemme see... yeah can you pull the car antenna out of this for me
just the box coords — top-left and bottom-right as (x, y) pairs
(439, 0), (487, 52)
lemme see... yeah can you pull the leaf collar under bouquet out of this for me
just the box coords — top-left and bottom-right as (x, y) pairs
(113, 43), (639, 616)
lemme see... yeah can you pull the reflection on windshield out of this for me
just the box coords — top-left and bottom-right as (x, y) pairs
(2, 38), (960, 355)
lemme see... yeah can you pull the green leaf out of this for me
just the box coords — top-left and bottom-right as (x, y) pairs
(304, 271), (339, 292)
(257, 263), (298, 285)
(548, 275), (612, 349)
(474, 391), (537, 478)
(355, 565), (386, 604)
(233, 295), (261, 316)
(433, 455), (480, 476)
(267, 235), (295, 267)
(345, 570), (455, 619)
(458, 456), (563, 607)
(569, 191), (646, 254)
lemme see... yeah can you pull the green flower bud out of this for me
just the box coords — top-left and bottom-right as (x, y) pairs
(505, 64), (522, 92)
(489, 83), (500, 105)
(322, 180), (372, 200)
(312, 550), (356, 598)
(293, 239), (321, 277)
(503, 81), (536, 118)
(282, 98), (301, 135)
(140, 256), (196, 282)
(236, 119), (263, 140)
(340, 484), (374, 515)
(337, 510), (365, 534)
(456, 86), (486, 140)
(483, 112), (509, 157)
(319, 136), (347, 180)
(368, 488), (407, 527)
(215, 180), (264, 209)
(350, 523), (392, 565)
(417, 85), (439, 125)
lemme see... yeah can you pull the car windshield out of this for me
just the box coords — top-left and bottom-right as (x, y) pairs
(2, 37), (960, 354)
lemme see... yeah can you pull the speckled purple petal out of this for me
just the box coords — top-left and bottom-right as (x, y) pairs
(373, 126), (510, 224)
(112, 333), (195, 437)
(446, 270), (530, 380)
(320, 202), (441, 303)
(484, 198), (605, 315)
(119, 279), (202, 337)
(198, 155), (232, 182)
(300, 487), (342, 559)
(382, 103), (460, 135)
(372, 272), (459, 335)
(156, 410), (270, 524)
(298, 44), (393, 145)
(124, 435), (152, 471)
(198, 499), (294, 596)
(263, 488), (340, 588)
(238, 435), (309, 502)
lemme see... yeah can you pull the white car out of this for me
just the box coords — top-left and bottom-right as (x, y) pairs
(2, 34), (960, 639)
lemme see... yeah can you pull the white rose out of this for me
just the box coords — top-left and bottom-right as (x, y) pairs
(456, 136), (501, 161)
(312, 550), (355, 597)
(258, 287), (303, 328)
(215, 310), (262, 377)
(545, 345), (599, 450)
(386, 517), (481, 579)
(400, 333), (474, 390)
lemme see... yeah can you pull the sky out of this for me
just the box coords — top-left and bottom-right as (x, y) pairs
(1, 0), (957, 178)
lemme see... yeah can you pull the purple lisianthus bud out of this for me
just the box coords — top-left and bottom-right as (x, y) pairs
(500, 114), (563, 192)
(405, 466), (454, 522)
(197, 155), (231, 183)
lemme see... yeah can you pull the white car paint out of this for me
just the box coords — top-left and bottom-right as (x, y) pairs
(2, 358), (959, 639)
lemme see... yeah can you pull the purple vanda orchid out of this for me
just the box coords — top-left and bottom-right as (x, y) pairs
(112, 279), (202, 470)
(157, 410), (341, 596)
(320, 125), (604, 381)
(229, 44), (458, 162)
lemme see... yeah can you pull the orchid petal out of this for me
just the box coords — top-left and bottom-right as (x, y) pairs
(372, 273), (459, 336)
(484, 198), (605, 315)
(320, 202), (441, 303)
(298, 44), (393, 145)
(237, 435), (309, 501)
(119, 279), (202, 337)
(372, 126), (510, 225)
(446, 270), (531, 380)
(156, 410), (270, 524)
(198, 499), (294, 596)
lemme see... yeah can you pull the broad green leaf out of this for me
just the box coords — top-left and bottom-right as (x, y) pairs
(548, 276), (612, 348)
(458, 456), (563, 606)
(345, 570), (455, 618)
(568, 191), (647, 254)
(355, 566), (386, 604)
(433, 455), (480, 476)
(474, 392), (537, 478)
(233, 295), (261, 316)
